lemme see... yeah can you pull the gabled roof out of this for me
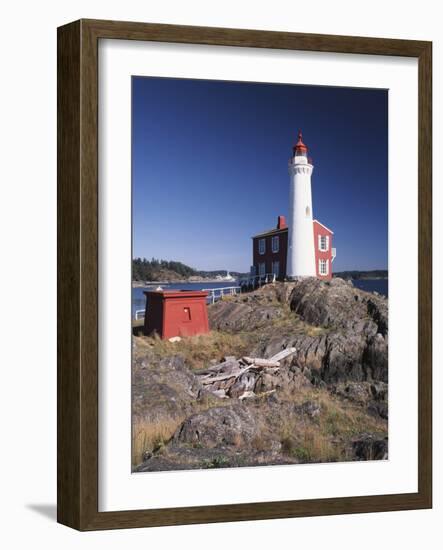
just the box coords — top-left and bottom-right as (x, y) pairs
(313, 219), (334, 234)
(252, 219), (333, 238)
(252, 226), (288, 239)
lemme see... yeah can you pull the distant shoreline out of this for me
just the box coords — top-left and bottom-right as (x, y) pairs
(336, 276), (388, 281)
(133, 275), (388, 287)
(132, 278), (236, 287)
(333, 270), (388, 281)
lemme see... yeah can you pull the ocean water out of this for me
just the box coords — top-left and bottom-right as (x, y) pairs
(351, 279), (388, 297)
(132, 281), (239, 318)
(132, 278), (388, 318)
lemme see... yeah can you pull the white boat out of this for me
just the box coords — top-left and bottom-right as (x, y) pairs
(215, 270), (236, 282)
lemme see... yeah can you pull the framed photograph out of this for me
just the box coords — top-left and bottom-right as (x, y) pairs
(57, 19), (432, 530)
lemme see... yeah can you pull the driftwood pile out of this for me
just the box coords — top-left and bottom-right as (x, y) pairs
(195, 347), (297, 400)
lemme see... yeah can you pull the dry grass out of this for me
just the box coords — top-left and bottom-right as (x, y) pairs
(132, 396), (235, 467)
(304, 325), (327, 337)
(132, 318), (144, 330)
(134, 330), (254, 370)
(276, 385), (386, 464)
(132, 416), (185, 467)
(315, 391), (384, 437)
(281, 427), (344, 462)
(268, 305), (329, 338)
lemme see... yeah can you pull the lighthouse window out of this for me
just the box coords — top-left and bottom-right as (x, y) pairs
(305, 206), (311, 217)
(319, 235), (329, 251)
(319, 259), (328, 276)
(271, 235), (279, 253)
(258, 238), (266, 255)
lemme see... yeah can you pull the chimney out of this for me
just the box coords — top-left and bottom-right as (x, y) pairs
(277, 215), (287, 229)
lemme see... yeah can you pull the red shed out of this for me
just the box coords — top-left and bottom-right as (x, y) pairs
(143, 290), (209, 339)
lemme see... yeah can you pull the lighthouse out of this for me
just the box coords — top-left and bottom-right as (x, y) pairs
(286, 131), (317, 279)
(250, 130), (335, 282)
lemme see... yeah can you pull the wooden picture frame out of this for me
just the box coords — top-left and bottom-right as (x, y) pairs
(57, 19), (432, 530)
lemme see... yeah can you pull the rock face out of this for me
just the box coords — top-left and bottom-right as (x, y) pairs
(208, 300), (283, 332)
(247, 279), (389, 385)
(132, 355), (202, 422)
(208, 278), (388, 387)
(290, 277), (387, 334)
(352, 434), (388, 460)
(333, 381), (388, 420)
(289, 330), (388, 384)
(174, 405), (259, 448)
(134, 279), (388, 472)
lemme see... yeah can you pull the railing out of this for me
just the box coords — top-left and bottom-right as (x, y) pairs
(239, 273), (277, 289)
(133, 276), (276, 318)
(133, 286), (242, 318)
(135, 309), (146, 321)
(202, 286), (242, 305)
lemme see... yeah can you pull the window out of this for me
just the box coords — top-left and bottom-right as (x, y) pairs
(318, 234), (329, 251)
(258, 238), (266, 255)
(250, 265), (256, 276)
(305, 206), (311, 217)
(258, 262), (266, 276)
(319, 259), (329, 276)
(272, 261), (280, 276)
(182, 307), (192, 322)
(271, 235), (279, 253)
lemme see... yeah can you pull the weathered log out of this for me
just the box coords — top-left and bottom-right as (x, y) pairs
(238, 390), (256, 400)
(242, 357), (280, 368)
(199, 366), (251, 384)
(269, 347), (297, 362)
(208, 359), (240, 372)
(239, 388), (276, 400)
(211, 389), (228, 399)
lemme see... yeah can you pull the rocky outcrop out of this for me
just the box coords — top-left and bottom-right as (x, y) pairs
(208, 300), (283, 332)
(132, 355), (203, 422)
(333, 381), (388, 420)
(240, 279), (389, 385)
(174, 405), (259, 448)
(133, 279), (388, 472)
(352, 434), (388, 460)
(289, 277), (388, 334)
(255, 330), (388, 387)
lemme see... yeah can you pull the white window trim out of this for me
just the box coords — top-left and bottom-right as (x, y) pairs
(258, 238), (266, 255)
(318, 234), (329, 252)
(319, 258), (329, 276)
(272, 235), (279, 253)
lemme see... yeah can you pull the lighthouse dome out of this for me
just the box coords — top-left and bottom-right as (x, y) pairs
(293, 130), (308, 157)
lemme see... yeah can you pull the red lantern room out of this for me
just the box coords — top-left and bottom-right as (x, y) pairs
(293, 130), (308, 157)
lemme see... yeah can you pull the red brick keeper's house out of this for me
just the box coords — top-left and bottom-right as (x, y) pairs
(252, 215), (335, 281)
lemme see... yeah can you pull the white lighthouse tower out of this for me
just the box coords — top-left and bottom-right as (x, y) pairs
(286, 131), (316, 279)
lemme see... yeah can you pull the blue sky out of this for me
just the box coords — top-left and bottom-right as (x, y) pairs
(132, 77), (388, 272)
